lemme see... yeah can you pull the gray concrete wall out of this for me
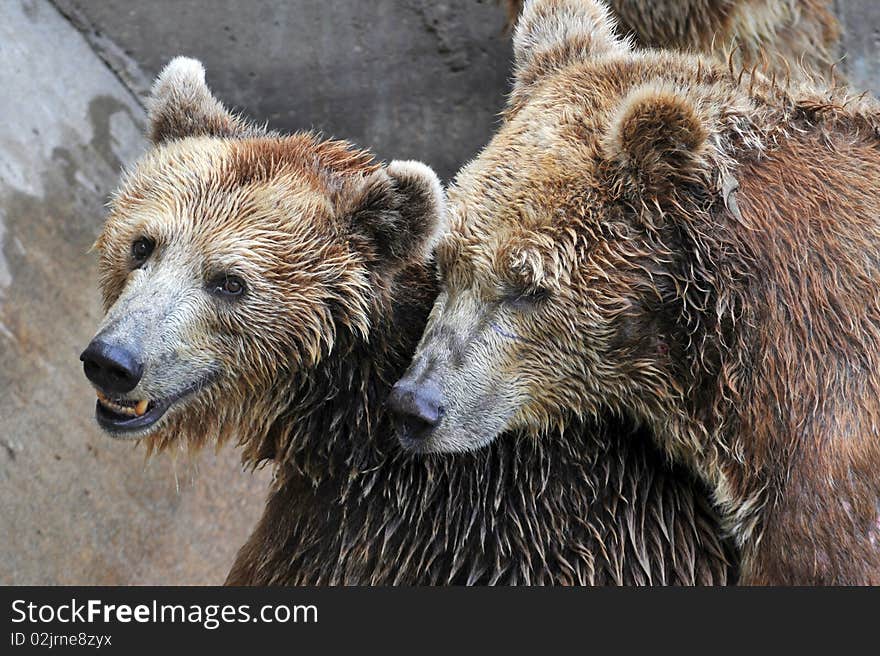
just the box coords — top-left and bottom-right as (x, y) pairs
(53, 0), (514, 181)
(52, 0), (880, 175)
(0, 0), (271, 585)
(1, 0), (877, 586)
(835, 0), (880, 95)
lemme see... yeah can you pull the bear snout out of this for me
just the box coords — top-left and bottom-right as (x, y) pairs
(80, 336), (145, 395)
(387, 376), (446, 449)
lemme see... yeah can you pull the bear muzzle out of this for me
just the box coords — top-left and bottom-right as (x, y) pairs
(387, 376), (446, 451)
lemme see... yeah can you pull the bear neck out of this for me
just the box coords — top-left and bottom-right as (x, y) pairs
(646, 118), (880, 580)
(227, 414), (735, 585)
(226, 267), (734, 585)
(244, 259), (437, 484)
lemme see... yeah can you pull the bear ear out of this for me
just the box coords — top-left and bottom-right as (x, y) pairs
(601, 84), (712, 199)
(343, 161), (446, 268)
(513, 0), (629, 89)
(147, 57), (259, 145)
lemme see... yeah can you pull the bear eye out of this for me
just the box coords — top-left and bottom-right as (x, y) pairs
(502, 286), (549, 310)
(209, 275), (246, 298)
(131, 237), (155, 265)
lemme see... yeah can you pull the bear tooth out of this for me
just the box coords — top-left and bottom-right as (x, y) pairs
(135, 399), (149, 416)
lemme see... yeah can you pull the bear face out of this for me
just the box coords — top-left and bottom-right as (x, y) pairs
(394, 0), (748, 454)
(82, 58), (445, 454)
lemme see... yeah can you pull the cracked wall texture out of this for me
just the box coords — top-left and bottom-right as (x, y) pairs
(53, 0), (514, 181)
(52, 0), (879, 182)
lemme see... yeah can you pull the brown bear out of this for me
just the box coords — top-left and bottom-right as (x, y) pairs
(81, 57), (734, 584)
(391, 0), (880, 585)
(502, 0), (840, 81)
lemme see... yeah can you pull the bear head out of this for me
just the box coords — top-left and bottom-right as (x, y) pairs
(81, 58), (445, 456)
(391, 0), (759, 453)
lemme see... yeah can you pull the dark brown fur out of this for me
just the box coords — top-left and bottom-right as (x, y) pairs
(228, 368), (733, 585)
(502, 0), (840, 81)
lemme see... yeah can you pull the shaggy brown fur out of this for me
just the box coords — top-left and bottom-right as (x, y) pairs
(398, 1), (880, 584)
(84, 58), (734, 585)
(502, 0), (840, 80)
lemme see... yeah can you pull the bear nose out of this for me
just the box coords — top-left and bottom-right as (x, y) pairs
(388, 377), (445, 443)
(80, 338), (144, 394)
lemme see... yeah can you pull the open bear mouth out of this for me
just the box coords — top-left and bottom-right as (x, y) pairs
(95, 392), (169, 434)
(94, 376), (215, 436)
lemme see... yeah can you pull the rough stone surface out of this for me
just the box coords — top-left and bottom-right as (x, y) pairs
(49, 0), (878, 181)
(835, 0), (880, 94)
(52, 0), (514, 181)
(0, 0), (270, 585)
